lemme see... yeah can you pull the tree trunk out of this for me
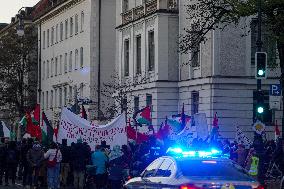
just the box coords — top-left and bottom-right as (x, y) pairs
(278, 40), (284, 138)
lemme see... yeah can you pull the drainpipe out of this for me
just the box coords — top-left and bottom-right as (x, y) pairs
(97, 0), (101, 120)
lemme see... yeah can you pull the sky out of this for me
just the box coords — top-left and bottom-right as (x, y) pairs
(0, 0), (40, 23)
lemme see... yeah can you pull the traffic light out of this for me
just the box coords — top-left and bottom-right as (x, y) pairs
(255, 90), (265, 116)
(255, 52), (267, 79)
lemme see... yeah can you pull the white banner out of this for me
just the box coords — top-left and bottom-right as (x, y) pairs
(194, 113), (209, 140)
(58, 108), (127, 150)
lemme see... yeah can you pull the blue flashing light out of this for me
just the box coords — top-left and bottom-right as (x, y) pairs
(166, 146), (226, 159)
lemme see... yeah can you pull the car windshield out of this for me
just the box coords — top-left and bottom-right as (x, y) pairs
(179, 159), (254, 181)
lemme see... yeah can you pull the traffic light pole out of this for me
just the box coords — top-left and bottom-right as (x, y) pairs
(256, 0), (262, 91)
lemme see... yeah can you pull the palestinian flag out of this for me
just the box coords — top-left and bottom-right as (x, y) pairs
(19, 104), (40, 128)
(0, 121), (10, 138)
(133, 106), (151, 127)
(42, 112), (54, 145)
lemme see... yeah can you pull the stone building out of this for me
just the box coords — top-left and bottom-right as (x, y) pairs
(33, 0), (116, 123)
(115, 0), (281, 139)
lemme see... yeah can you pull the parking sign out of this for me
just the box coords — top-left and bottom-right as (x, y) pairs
(270, 84), (281, 96)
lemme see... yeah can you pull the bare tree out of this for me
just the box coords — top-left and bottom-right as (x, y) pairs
(99, 73), (151, 120)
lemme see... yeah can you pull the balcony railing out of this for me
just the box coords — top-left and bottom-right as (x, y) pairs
(121, 0), (178, 25)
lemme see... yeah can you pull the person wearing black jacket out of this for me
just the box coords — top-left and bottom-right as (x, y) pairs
(70, 140), (89, 189)
(5, 141), (19, 186)
(0, 138), (6, 185)
(60, 139), (71, 187)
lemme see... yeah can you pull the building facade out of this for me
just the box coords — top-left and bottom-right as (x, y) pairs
(116, 0), (281, 139)
(34, 0), (116, 124)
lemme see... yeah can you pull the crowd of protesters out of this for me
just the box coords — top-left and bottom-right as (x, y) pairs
(0, 134), (283, 189)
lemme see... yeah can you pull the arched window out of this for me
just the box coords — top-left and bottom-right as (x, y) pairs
(64, 53), (67, 73)
(81, 11), (84, 32)
(51, 58), (54, 77)
(46, 60), (49, 78)
(70, 17), (73, 36)
(75, 49), (79, 70)
(42, 61), (45, 80)
(60, 22), (63, 41)
(75, 14), (78, 34)
(59, 55), (63, 75)
(69, 51), (73, 72)
(80, 47), (83, 68)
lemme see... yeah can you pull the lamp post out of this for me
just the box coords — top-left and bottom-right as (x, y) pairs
(16, 12), (25, 141)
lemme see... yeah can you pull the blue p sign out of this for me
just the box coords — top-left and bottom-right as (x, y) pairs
(270, 84), (281, 96)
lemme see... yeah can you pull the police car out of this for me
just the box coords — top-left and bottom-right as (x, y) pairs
(124, 147), (264, 189)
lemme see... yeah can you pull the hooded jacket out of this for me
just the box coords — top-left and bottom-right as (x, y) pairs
(26, 144), (45, 167)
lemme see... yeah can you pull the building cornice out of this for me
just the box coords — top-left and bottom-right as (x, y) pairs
(34, 0), (85, 24)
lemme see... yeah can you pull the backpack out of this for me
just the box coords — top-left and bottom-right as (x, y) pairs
(6, 149), (17, 163)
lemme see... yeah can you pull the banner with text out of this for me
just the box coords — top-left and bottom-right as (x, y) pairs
(58, 108), (127, 149)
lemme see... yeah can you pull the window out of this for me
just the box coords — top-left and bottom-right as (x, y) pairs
(75, 49), (78, 70)
(42, 92), (44, 110)
(253, 90), (272, 124)
(51, 58), (54, 77)
(64, 87), (67, 106)
(51, 27), (54, 45)
(69, 51), (73, 72)
(148, 31), (155, 71)
(70, 17), (73, 36)
(80, 47), (83, 68)
(55, 24), (58, 43)
(122, 98), (128, 113)
(60, 22), (63, 41)
(136, 35), (142, 75)
(146, 94), (152, 107)
(46, 91), (49, 110)
(65, 19), (68, 39)
(191, 24), (200, 67)
(50, 90), (53, 109)
(156, 158), (175, 177)
(69, 86), (73, 102)
(42, 61), (45, 80)
(54, 88), (58, 108)
(55, 57), (58, 76)
(81, 11), (84, 32)
(122, 0), (129, 12)
(46, 60), (49, 78)
(43, 31), (45, 49)
(143, 158), (163, 178)
(191, 91), (199, 115)
(47, 29), (50, 47)
(64, 53), (67, 73)
(75, 14), (78, 34)
(59, 88), (62, 107)
(59, 55), (63, 75)
(134, 96), (139, 113)
(124, 39), (130, 76)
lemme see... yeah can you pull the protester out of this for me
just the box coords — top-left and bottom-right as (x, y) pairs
(60, 139), (70, 187)
(70, 139), (89, 189)
(235, 144), (247, 167)
(108, 145), (124, 189)
(22, 138), (34, 188)
(44, 142), (62, 189)
(0, 138), (6, 185)
(4, 141), (19, 186)
(91, 145), (109, 189)
(26, 141), (45, 188)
